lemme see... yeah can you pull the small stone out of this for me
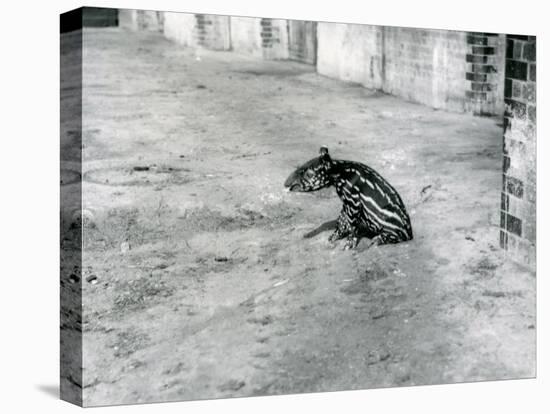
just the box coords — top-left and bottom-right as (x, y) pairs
(371, 311), (386, 320)
(69, 274), (80, 283)
(379, 352), (391, 362)
(120, 242), (130, 253)
(86, 275), (98, 284)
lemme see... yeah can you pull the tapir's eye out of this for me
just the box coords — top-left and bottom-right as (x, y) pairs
(304, 170), (315, 179)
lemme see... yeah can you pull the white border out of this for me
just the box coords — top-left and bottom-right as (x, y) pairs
(0, 1), (546, 413)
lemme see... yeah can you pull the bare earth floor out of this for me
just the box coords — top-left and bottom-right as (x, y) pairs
(61, 28), (535, 407)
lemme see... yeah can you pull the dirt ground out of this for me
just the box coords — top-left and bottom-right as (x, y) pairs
(60, 28), (535, 407)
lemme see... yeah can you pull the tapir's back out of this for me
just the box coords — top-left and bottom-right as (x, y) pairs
(331, 159), (413, 243)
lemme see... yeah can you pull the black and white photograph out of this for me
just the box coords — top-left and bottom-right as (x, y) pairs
(58, 5), (539, 408)
(3, 1), (547, 412)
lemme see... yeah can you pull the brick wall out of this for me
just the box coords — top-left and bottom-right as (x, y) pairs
(499, 35), (536, 269)
(163, 13), (289, 59)
(228, 17), (289, 59)
(194, 14), (231, 50)
(317, 25), (474, 112)
(119, 9), (163, 32)
(465, 33), (506, 115)
(230, 17), (263, 57)
(260, 19), (290, 59)
(383, 27), (469, 112)
(163, 12), (232, 51)
(260, 18), (275, 50)
(317, 24), (507, 115)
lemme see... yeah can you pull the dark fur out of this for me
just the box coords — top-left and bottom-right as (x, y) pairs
(284, 146), (413, 249)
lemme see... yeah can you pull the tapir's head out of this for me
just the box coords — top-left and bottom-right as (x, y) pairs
(284, 146), (333, 192)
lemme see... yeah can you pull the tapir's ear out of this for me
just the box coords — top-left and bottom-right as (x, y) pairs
(319, 146), (329, 156)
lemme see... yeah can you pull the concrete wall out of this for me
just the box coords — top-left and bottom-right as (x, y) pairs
(383, 28), (468, 112)
(162, 13), (289, 59)
(140, 10), (164, 32)
(231, 17), (263, 58)
(195, 14), (231, 50)
(317, 24), (506, 115)
(317, 24), (383, 89)
(162, 13), (231, 50)
(317, 24), (499, 113)
(163, 12), (196, 47)
(119, 9), (163, 32)
(263, 19), (290, 60)
(500, 35), (536, 269)
(118, 9), (138, 31)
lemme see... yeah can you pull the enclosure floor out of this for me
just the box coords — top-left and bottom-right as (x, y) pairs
(63, 28), (535, 406)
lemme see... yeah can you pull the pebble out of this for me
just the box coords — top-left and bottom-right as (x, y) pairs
(86, 275), (98, 284)
(120, 242), (130, 253)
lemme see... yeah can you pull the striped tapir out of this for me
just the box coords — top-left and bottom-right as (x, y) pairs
(284, 146), (413, 249)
